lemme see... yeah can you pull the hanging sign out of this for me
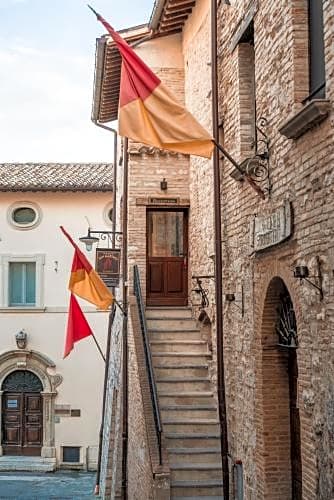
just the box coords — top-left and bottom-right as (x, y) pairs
(95, 248), (121, 287)
(250, 201), (292, 252)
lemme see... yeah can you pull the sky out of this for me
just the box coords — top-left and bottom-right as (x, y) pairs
(0, 0), (153, 162)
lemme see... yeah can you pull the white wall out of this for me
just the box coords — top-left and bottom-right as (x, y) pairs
(0, 191), (114, 465)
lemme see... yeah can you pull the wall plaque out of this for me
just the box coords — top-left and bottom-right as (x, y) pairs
(250, 201), (292, 252)
(148, 197), (180, 205)
(95, 248), (121, 287)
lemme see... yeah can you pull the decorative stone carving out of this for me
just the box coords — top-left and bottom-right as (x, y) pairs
(50, 374), (63, 389)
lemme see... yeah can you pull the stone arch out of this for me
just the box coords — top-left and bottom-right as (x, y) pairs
(0, 349), (62, 459)
(254, 275), (302, 499)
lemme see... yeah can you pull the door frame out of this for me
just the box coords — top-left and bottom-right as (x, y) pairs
(146, 207), (189, 306)
(0, 350), (62, 458)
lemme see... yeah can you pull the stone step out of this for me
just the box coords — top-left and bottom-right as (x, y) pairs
(171, 463), (222, 481)
(173, 496), (223, 499)
(151, 340), (208, 354)
(149, 330), (203, 341)
(158, 391), (215, 407)
(152, 353), (211, 366)
(155, 364), (209, 378)
(0, 456), (56, 473)
(161, 405), (217, 420)
(168, 448), (222, 464)
(166, 434), (221, 449)
(171, 479), (223, 497)
(147, 318), (198, 330)
(157, 378), (211, 392)
(146, 307), (193, 319)
(163, 419), (220, 435)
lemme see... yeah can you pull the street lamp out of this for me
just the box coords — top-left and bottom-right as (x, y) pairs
(79, 229), (100, 251)
(79, 228), (122, 251)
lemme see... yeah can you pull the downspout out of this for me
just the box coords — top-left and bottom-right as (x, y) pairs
(92, 121), (118, 496)
(211, 0), (230, 498)
(121, 137), (129, 500)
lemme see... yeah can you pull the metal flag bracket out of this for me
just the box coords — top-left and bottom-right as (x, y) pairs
(213, 117), (271, 199)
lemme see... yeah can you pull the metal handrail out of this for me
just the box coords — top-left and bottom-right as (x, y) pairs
(133, 265), (162, 465)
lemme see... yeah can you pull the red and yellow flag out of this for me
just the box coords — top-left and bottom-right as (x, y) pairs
(91, 8), (214, 159)
(60, 226), (113, 310)
(64, 293), (93, 358)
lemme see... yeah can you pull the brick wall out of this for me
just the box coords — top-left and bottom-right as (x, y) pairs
(211, 0), (334, 498)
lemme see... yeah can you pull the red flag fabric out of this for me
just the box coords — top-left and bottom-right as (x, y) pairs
(64, 294), (93, 358)
(60, 226), (113, 310)
(90, 7), (214, 158)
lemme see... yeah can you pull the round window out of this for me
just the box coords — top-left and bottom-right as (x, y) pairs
(8, 202), (41, 230)
(103, 203), (114, 227)
(12, 207), (37, 225)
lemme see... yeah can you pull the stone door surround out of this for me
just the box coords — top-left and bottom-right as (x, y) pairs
(0, 350), (62, 458)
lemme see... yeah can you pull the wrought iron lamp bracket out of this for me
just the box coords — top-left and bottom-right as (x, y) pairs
(87, 229), (123, 247)
(293, 257), (324, 301)
(191, 275), (214, 309)
(225, 285), (244, 317)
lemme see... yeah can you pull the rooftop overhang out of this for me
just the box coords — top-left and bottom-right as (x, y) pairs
(150, 0), (196, 35)
(91, 2), (196, 124)
(91, 25), (150, 124)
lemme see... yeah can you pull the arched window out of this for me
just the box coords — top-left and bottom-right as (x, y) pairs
(2, 370), (43, 393)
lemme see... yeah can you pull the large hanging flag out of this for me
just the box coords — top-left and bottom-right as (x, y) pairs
(64, 293), (93, 358)
(60, 226), (113, 310)
(89, 6), (214, 159)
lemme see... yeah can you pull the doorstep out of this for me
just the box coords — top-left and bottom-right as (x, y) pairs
(0, 456), (56, 472)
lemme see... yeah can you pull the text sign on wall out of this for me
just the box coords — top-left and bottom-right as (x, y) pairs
(250, 201), (292, 252)
(95, 248), (121, 287)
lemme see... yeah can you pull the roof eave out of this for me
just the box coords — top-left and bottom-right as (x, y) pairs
(149, 0), (168, 31)
(91, 36), (107, 123)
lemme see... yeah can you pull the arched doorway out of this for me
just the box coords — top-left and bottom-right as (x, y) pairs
(260, 277), (302, 499)
(2, 370), (43, 456)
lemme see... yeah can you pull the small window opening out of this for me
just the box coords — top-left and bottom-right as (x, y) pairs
(307, 0), (326, 100)
(63, 446), (80, 463)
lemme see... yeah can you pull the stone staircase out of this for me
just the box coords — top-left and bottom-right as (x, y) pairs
(146, 307), (223, 499)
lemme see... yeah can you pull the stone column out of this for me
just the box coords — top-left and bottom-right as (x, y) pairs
(41, 391), (57, 458)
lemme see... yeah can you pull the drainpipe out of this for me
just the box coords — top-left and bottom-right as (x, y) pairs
(121, 137), (129, 500)
(211, 0), (230, 498)
(92, 120), (118, 496)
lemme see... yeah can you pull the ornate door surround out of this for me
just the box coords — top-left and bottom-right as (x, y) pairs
(0, 350), (62, 458)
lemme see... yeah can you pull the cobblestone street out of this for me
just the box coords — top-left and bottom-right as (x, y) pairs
(0, 472), (96, 499)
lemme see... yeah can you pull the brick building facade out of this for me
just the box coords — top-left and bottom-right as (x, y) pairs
(92, 1), (334, 498)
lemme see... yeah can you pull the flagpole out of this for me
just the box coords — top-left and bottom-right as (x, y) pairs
(91, 333), (106, 362)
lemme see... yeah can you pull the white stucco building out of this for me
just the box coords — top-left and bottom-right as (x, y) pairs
(0, 163), (113, 471)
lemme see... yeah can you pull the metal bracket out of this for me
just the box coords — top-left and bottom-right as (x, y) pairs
(191, 275), (214, 309)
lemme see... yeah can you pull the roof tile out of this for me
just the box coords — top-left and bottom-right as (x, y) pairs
(0, 163), (113, 192)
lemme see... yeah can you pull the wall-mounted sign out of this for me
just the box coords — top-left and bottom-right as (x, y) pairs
(136, 197), (190, 206)
(95, 248), (121, 287)
(149, 197), (180, 205)
(250, 201), (292, 252)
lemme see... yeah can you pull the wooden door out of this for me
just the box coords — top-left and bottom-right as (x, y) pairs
(289, 350), (302, 499)
(147, 210), (188, 306)
(2, 392), (42, 456)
